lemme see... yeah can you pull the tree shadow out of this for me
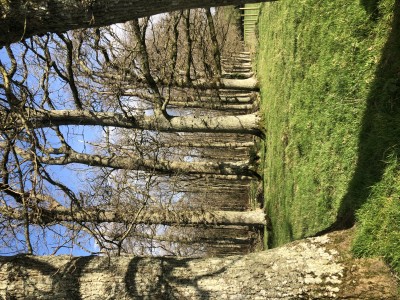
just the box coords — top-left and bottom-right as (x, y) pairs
(0, 255), (93, 299)
(317, 0), (400, 235)
(1, 255), (235, 299)
(124, 256), (235, 299)
(361, 0), (382, 19)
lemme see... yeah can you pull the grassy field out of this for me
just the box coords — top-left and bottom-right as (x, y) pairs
(254, 0), (400, 273)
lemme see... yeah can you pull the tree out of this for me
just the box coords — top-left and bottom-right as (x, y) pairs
(0, 230), (397, 299)
(0, 0), (273, 46)
(1, 107), (261, 135)
(0, 197), (266, 226)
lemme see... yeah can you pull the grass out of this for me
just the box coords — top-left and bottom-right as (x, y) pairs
(353, 153), (400, 275)
(254, 0), (400, 273)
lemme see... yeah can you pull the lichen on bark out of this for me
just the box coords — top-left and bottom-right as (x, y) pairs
(0, 230), (397, 299)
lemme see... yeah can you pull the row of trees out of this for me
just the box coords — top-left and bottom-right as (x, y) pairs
(1, 7), (264, 257)
(0, 2), (397, 298)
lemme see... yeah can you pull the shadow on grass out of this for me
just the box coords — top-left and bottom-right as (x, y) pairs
(361, 0), (382, 19)
(317, 0), (400, 235)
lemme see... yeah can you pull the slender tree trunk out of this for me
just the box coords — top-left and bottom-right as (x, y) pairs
(2, 108), (262, 136)
(0, 0), (272, 46)
(222, 71), (254, 79)
(179, 77), (259, 91)
(205, 8), (222, 78)
(183, 174), (255, 181)
(110, 90), (256, 104)
(0, 230), (397, 299)
(183, 10), (192, 83)
(111, 72), (259, 91)
(158, 141), (254, 148)
(105, 231), (251, 245)
(168, 101), (253, 111)
(12, 147), (258, 177)
(0, 206), (267, 226)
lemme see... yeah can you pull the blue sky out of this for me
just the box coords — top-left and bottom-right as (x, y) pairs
(0, 43), (104, 255)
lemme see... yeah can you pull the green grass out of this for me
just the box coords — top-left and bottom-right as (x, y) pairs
(255, 0), (400, 273)
(353, 152), (400, 275)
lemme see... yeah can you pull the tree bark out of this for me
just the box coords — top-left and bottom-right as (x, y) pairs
(187, 174), (255, 181)
(168, 101), (253, 111)
(0, 0), (270, 46)
(174, 77), (259, 91)
(2, 108), (262, 136)
(0, 230), (397, 299)
(109, 232), (251, 245)
(12, 147), (257, 177)
(158, 141), (254, 148)
(107, 72), (259, 91)
(205, 8), (222, 78)
(0, 206), (267, 226)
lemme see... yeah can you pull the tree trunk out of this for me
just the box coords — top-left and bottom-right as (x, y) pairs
(185, 174), (255, 181)
(0, 0), (271, 46)
(13, 147), (258, 177)
(0, 230), (397, 299)
(2, 108), (262, 136)
(180, 77), (259, 91)
(205, 8), (222, 78)
(115, 73), (259, 91)
(105, 231), (251, 245)
(158, 141), (254, 148)
(168, 101), (253, 111)
(0, 206), (267, 226)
